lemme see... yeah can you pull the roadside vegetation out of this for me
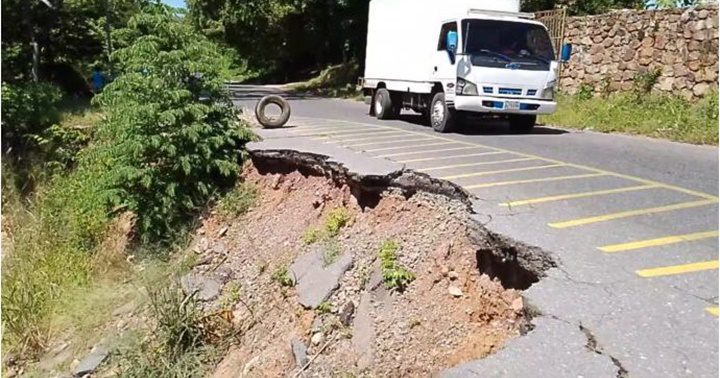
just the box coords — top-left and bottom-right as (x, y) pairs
(286, 61), (363, 99)
(542, 72), (719, 145)
(1, 3), (252, 374)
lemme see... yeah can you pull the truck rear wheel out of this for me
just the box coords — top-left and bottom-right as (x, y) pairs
(508, 114), (536, 134)
(430, 92), (455, 133)
(374, 88), (394, 120)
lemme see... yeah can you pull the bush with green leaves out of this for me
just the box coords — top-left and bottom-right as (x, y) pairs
(92, 6), (254, 242)
(378, 240), (415, 291)
(1, 82), (63, 158)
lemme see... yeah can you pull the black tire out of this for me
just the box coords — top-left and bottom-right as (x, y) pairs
(429, 92), (456, 133)
(374, 88), (394, 120)
(255, 95), (291, 128)
(508, 114), (536, 134)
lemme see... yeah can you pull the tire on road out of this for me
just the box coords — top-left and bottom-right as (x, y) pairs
(374, 88), (394, 120)
(430, 92), (456, 133)
(508, 114), (536, 134)
(255, 95), (291, 128)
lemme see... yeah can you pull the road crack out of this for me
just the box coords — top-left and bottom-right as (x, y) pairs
(579, 323), (629, 378)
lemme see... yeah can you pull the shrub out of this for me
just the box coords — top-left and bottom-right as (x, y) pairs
(324, 207), (352, 237)
(378, 240), (415, 291)
(1, 81), (63, 159)
(217, 182), (258, 217)
(91, 7), (254, 242)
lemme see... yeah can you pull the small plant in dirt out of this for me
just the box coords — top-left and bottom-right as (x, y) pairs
(218, 281), (242, 309)
(379, 240), (415, 291)
(217, 182), (258, 217)
(118, 284), (232, 377)
(302, 226), (323, 245)
(324, 207), (352, 237)
(271, 265), (294, 287)
(322, 239), (342, 266)
(316, 301), (332, 314)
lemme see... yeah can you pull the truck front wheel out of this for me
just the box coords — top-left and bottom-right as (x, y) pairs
(430, 92), (455, 133)
(374, 88), (394, 120)
(508, 114), (536, 134)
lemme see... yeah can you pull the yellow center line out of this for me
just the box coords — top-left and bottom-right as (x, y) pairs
(290, 117), (718, 201)
(417, 157), (537, 172)
(599, 230), (719, 253)
(363, 141), (454, 153)
(379, 146), (481, 158)
(636, 260), (719, 278)
(440, 164), (565, 180)
(398, 151), (507, 163)
(501, 185), (659, 207)
(706, 307), (719, 316)
(549, 199), (718, 229)
(464, 173), (608, 189)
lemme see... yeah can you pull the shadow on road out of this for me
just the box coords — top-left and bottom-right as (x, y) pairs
(398, 113), (568, 136)
(227, 85), (321, 101)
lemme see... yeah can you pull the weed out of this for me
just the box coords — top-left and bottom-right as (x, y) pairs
(632, 68), (662, 98)
(316, 301), (332, 314)
(324, 207), (352, 237)
(575, 83), (594, 101)
(271, 266), (294, 287)
(322, 239), (342, 267)
(302, 227), (323, 245)
(541, 91), (718, 145)
(378, 240), (415, 291)
(218, 281), (242, 309)
(217, 182), (258, 217)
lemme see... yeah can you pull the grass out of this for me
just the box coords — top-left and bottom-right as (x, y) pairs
(316, 301), (332, 314)
(286, 61), (363, 100)
(301, 227), (323, 245)
(378, 240), (415, 291)
(217, 182), (258, 217)
(271, 265), (294, 287)
(301, 207), (353, 245)
(540, 91), (719, 145)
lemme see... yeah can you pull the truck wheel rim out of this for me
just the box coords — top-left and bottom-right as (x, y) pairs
(431, 101), (445, 126)
(375, 95), (383, 115)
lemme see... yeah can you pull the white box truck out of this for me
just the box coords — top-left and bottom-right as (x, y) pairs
(360, 0), (560, 133)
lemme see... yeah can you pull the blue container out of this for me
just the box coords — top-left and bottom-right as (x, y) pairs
(561, 43), (573, 62)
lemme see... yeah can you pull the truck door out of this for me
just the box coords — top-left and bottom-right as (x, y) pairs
(433, 21), (459, 95)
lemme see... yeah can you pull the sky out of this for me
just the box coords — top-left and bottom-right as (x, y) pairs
(162, 0), (186, 9)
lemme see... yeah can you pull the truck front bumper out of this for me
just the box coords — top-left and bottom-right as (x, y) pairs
(454, 96), (557, 115)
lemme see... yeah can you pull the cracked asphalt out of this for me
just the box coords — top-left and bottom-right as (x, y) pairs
(232, 85), (719, 377)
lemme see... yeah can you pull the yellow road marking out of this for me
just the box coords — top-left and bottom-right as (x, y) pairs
(379, 146), (480, 158)
(325, 129), (405, 139)
(549, 199), (717, 229)
(599, 230), (719, 253)
(345, 136), (430, 147)
(440, 164), (564, 180)
(636, 260), (718, 277)
(335, 131), (410, 143)
(297, 128), (385, 137)
(398, 151), (506, 163)
(465, 173), (608, 189)
(363, 141), (453, 152)
(502, 185), (659, 207)
(290, 117), (718, 201)
(706, 307), (719, 316)
(417, 157), (536, 172)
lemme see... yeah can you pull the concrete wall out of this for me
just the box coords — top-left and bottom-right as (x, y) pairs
(559, 5), (718, 98)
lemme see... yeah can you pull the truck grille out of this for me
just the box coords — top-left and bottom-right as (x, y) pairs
(482, 86), (494, 94)
(527, 89), (537, 96)
(498, 87), (522, 95)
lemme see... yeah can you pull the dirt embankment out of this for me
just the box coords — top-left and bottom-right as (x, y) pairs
(184, 151), (554, 377)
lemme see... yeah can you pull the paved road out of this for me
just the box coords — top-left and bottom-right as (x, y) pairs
(232, 85), (719, 377)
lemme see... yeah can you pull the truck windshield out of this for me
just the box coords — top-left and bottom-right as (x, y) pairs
(461, 19), (554, 71)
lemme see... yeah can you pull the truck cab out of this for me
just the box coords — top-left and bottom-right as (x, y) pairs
(361, 2), (561, 133)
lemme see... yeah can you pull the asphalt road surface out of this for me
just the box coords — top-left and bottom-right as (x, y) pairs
(232, 84), (719, 377)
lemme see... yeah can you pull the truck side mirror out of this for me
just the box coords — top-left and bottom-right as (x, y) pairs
(446, 31), (458, 54)
(446, 30), (458, 64)
(561, 43), (573, 62)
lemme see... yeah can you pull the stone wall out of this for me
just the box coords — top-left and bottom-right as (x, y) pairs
(559, 5), (718, 98)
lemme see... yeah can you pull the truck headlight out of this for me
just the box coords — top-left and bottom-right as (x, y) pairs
(456, 78), (478, 96)
(541, 86), (555, 100)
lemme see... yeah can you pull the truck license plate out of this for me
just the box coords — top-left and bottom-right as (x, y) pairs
(505, 101), (519, 110)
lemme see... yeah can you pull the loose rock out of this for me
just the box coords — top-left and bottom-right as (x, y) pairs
(73, 345), (109, 377)
(291, 339), (309, 368)
(180, 273), (222, 301)
(448, 285), (464, 298)
(339, 301), (356, 326)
